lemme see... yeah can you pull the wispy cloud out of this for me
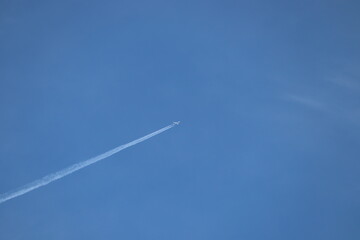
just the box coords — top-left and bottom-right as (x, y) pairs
(284, 92), (360, 127)
(330, 75), (360, 91)
(285, 94), (327, 111)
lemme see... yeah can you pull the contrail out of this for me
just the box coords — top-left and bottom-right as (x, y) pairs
(0, 123), (178, 204)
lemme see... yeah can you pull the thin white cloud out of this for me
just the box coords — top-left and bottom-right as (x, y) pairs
(285, 94), (326, 111)
(330, 76), (360, 91)
(284, 93), (360, 127)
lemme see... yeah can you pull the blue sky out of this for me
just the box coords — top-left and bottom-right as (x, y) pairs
(1, 0), (359, 239)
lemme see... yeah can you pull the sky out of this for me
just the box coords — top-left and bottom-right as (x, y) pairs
(0, 0), (360, 239)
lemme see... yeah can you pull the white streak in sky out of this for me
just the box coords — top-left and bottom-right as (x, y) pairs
(0, 123), (177, 204)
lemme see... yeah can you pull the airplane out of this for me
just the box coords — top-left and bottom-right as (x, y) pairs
(173, 121), (180, 125)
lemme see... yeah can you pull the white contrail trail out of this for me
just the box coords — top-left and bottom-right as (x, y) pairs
(0, 123), (178, 205)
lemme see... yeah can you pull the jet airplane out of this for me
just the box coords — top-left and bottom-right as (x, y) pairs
(173, 121), (180, 125)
